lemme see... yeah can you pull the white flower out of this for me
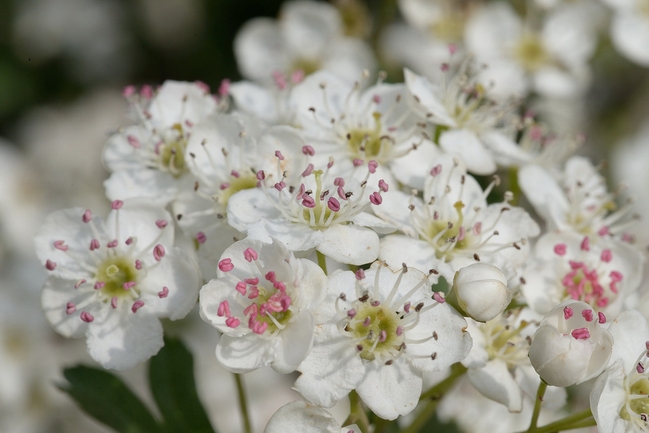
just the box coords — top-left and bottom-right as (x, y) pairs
(461, 313), (539, 412)
(376, 154), (539, 282)
(290, 70), (428, 187)
(529, 300), (613, 387)
(601, 0), (649, 67)
(447, 263), (511, 322)
(172, 113), (306, 279)
(103, 81), (219, 205)
(200, 237), (327, 374)
(521, 232), (643, 318)
(404, 66), (521, 175)
(590, 309), (649, 433)
(234, 0), (375, 86)
(264, 401), (360, 433)
(227, 156), (391, 265)
(294, 262), (472, 420)
(464, 2), (597, 98)
(35, 199), (200, 370)
(519, 156), (636, 238)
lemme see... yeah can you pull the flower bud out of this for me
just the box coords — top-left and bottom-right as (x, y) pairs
(446, 263), (511, 322)
(529, 300), (613, 387)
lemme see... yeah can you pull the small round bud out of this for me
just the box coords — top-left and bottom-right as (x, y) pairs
(528, 300), (613, 387)
(446, 263), (511, 322)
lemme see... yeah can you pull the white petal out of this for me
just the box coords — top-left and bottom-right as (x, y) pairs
(273, 310), (315, 374)
(41, 277), (89, 338)
(518, 163), (568, 229)
(104, 168), (181, 205)
(590, 361), (628, 433)
(147, 81), (217, 129)
(318, 224), (379, 265)
(86, 307), (164, 371)
(349, 212), (397, 235)
(139, 247), (200, 320)
(294, 325), (365, 408)
(264, 401), (340, 433)
(404, 69), (456, 126)
(610, 12), (649, 67)
(607, 309), (649, 372)
(356, 358), (422, 420)
(226, 188), (281, 233)
(229, 81), (279, 125)
(464, 3), (521, 58)
(216, 333), (275, 373)
(439, 129), (497, 175)
(481, 131), (532, 167)
(321, 38), (376, 83)
(281, 1), (341, 59)
(467, 360), (523, 412)
(235, 18), (289, 83)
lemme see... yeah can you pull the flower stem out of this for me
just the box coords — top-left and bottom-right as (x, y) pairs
(528, 381), (548, 430)
(509, 166), (520, 206)
(234, 373), (252, 433)
(316, 250), (328, 275)
(519, 409), (594, 433)
(345, 390), (371, 433)
(401, 363), (468, 433)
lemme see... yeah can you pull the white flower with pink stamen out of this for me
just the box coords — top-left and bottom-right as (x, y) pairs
(590, 309), (649, 433)
(404, 64), (522, 175)
(199, 237), (327, 374)
(375, 154), (540, 282)
(35, 199), (200, 370)
(519, 156), (637, 240)
(529, 300), (613, 387)
(289, 70), (433, 188)
(172, 114), (307, 279)
(103, 81), (219, 205)
(294, 262), (472, 420)
(226, 155), (393, 265)
(521, 232), (643, 318)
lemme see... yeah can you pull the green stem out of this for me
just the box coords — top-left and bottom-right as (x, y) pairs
(519, 409), (594, 433)
(344, 390), (371, 433)
(509, 166), (520, 206)
(528, 381), (548, 430)
(401, 363), (468, 433)
(234, 373), (252, 433)
(316, 250), (328, 275)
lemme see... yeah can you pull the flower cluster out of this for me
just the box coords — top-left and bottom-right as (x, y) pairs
(26, 0), (649, 432)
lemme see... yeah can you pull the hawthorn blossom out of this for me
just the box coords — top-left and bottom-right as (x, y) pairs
(234, 0), (375, 86)
(519, 156), (637, 239)
(264, 401), (360, 433)
(172, 114), (307, 278)
(529, 300), (613, 387)
(375, 154), (539, 282)
(103, 81), (218, 205)
(289, 70), (441, 189)
(35, 199), (200, 370)
(521, 232), (643, 318)
(294, 262), (472, 420)
(404, 65), (521, 175)
(200, 237), (327, 374)
(447, 263), (511, 323)
(227, 157), (392, 265)
(591, 309), (649, 433)
(464, 1), (598, 98)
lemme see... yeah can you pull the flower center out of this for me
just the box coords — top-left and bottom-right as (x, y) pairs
(219, 173), (259, 207)
(420, 201), (472, 260)
(158, 124), (188, 178)
(561, 261), (613, 309)
(95, 256), (139, 300)
(292, 58), (320, 76)
(484, 319), (530, 367)
(347, 112), (389, 162)
(430, 12), (465, 42)
(514, 35), (549, 72)
(622, 350), (649, 426)
(350, 305), (402, 361)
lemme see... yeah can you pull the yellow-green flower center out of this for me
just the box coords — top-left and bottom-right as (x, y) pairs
(514, 35), (549, 72)
(347, 112), (388, 162)
(351, 305), (402, 361)
(292, 58), (320, 76)
(95, 256), (139, 299)
(621, 377), (649, 420)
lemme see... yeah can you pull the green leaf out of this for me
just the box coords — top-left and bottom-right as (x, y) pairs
(60, 365), (162, 433)
(149, 336), (216, 433)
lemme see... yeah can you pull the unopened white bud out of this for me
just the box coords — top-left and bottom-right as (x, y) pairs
(529, 300), (612, 387)
(447, 263), (511, 322)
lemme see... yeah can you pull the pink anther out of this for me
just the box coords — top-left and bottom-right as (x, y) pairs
(226, 317), (241, 328)
(158, 286), (169, 298)
(82, 209), (92, 223)
(111, 297), (118, 309)
(368, 160), (378, 174)
(581, 309), (593, 322)
(94, 281), (105, 290)
(131, 301), (145, 313)
(554, 244), (567, 256)
(571, 328), (590, 340)
(302, 163), (314, 177)
(156, 219), (168, 229)
(355, 269), (365, 280)
(80, 311), (94, 323)
(196, 232), (207, 244)
(66, 302), (76, 315)
(53, 240), (68, 251)
(153, 244), (165, 261)
(45, 260), (57, 271)
(123, 281), (136, 290)
(328, 197), (340, 212)
(219, 258), (234, 272)
(111, 200), (123, 210)
(236, 282), (247, 296)
(217, 300), (231, 317)
(370, 192), (382, 205)
(302, 145), (315, 156)
(243, 247), (258, 262)
(563, 306), (573, 320)
(430, 165), (442, 177)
